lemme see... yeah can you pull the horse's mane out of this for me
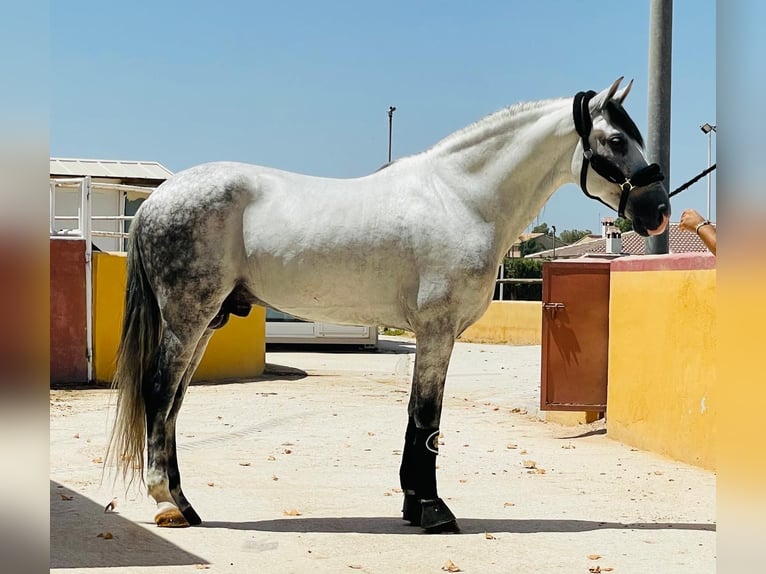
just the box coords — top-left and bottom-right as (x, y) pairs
(428, 97), (569, 153)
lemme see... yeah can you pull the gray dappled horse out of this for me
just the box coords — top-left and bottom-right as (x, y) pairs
(107, 77), (669, 532)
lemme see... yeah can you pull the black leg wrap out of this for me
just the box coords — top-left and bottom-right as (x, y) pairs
(181, 506), (202, 526)
(399, 419), (459, 530)
(420, 497), (459, 533)
(402, 492), (422, 525)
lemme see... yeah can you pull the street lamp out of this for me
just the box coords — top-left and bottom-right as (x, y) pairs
(700, 123), (716, 220)
(387, 106), (397, 163)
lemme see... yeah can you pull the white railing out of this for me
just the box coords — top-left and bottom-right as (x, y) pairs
(49, 177), (157, 382)
(49, 178), (145, 246)
(50, 177), (93, 382)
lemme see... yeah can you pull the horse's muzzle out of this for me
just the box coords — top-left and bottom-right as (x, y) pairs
(629, 182), (671, 237)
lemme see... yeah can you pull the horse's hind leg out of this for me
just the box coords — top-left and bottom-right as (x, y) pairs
(145, 296), (223, 527)
(399, 325), (459, 533)
(144, 325), (203, 527)
(161, 329), (215, 526)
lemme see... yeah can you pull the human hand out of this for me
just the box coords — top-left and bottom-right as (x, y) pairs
(679, 208), (707, 233)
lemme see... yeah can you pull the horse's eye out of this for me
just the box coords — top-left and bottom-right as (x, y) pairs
(608, 135), (627, 152)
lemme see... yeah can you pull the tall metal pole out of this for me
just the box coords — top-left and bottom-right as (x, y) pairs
(645, 0), (672, 255)
(699, 123), (716, 220)
(387, 106), (396, 163)
(706, 130), (711, 220)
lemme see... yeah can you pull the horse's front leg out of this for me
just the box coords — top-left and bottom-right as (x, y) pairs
(399, 328), (459, 533)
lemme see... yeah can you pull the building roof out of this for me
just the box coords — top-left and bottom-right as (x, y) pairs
(50, 157), (173, 181)
(527, 222), (713, 259)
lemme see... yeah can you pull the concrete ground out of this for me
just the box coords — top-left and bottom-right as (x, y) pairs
(50, 336), (715, 573)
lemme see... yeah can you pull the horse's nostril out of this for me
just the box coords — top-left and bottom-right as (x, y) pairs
(658, 203), (668, 215)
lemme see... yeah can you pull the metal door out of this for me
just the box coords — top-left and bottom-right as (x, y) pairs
(540, 260), (610, 411)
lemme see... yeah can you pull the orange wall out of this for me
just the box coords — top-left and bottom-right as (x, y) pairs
(458, 301), (541, 345)
(607, 254), (716, 470)
(50, 238), (88, 384)
(93, 252), (265, 384)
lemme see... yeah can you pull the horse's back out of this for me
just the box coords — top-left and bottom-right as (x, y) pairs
(134, 160), (495, 330)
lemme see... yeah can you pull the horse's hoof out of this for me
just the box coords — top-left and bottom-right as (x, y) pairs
(420, 498), (460, 533)
(402, 493), (422, 525)
(155, 502), (191, 528)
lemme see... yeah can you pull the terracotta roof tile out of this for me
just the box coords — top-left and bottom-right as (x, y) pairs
(527, 222), (713, 258)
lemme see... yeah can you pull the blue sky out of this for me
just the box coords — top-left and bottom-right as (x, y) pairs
(50, 1), (715, 233)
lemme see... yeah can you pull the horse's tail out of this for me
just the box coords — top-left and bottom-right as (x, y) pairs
(105, 223), (161, 488)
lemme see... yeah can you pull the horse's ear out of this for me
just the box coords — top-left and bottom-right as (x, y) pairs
(589, 76), (624, 112)
(614, 78), (634, 104)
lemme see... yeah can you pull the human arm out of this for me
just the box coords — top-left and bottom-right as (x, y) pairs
(679, 208), (716, 255)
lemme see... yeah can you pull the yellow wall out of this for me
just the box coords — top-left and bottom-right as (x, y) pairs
(458, 301), (541, 345)
(92, 252), (265, 384)
(607, 265), (716, 470)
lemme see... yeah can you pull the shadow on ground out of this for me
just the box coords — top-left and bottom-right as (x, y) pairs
(51, 481), (207, 569)
(202, 516), (716, 535)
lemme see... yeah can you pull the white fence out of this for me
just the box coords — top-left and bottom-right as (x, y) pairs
(50, 177), (156, 381)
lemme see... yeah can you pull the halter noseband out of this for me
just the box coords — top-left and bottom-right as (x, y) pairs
(573, 90), (664, 218)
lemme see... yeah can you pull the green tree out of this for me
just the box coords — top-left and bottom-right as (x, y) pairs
(614, 217), (633, 233)
(502, 257), (543, 301)
(531, 222), (550, 234)
(520, 238), (545, 257)
(559, 228), (592, 244)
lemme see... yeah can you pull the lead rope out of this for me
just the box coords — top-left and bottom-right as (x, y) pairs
(668, 163), (717, 199)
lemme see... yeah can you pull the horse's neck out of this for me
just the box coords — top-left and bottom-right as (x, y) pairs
(427, 98), (576, 250)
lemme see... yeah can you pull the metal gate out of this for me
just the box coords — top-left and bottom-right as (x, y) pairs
(540, 259), (611, 411)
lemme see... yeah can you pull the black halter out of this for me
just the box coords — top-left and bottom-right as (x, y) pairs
(573, 90), (664, 218)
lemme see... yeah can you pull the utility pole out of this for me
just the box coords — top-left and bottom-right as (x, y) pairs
(700, 122), (716, 220)
(387, 106), (396, 163)
(645, 0), (672, 255)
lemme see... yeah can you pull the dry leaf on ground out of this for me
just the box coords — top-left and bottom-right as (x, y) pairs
(283, 509), (302, 516)
(59, 493), (73, 501)
(348, 565), (363, 570)
(267, 455), (276, 461)
(503, 502), (515, 507)
(485, 532), (496, 540)
(587, 554), (602, 560)
(96, 532), (113, 539)
(442, 559), (462, 572)
(522, 460), (537, 469)
(239, 462), (251, 466)
(506, 443), (518, 449)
